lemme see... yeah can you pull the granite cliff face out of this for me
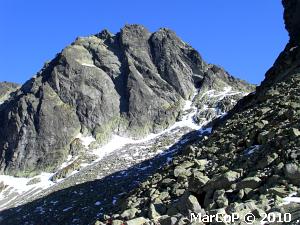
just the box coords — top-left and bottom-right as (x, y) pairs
(0, 25), (253, 176)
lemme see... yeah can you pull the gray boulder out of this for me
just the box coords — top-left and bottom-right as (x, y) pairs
(284, 163), (300, 184)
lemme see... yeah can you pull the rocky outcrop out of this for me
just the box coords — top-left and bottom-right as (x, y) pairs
(99, 1), (300, 224)
(255, 0), (300, 93)
(283, 0), (300, 45)
(0, 25), (253, 176)
(0, 82), (19, 103)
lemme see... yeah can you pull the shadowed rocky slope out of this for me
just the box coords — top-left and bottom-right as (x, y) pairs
(0, 25), (253, 177)
(92, 1), (300, 224)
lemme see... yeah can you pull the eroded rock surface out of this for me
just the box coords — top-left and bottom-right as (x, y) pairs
(0, 25), (253, 176)
(0, 82), (19, 104)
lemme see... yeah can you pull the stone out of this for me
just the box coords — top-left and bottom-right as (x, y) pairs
(173, 166), (191, 178)
(291, 128), (300, 137)
(51, 159), (81, 182)
(148, 203), (161, 219)
(284, 163), (300, 184)
(236, 177), (262, 190)
(93, 221), (105, 225)
(159, 192), (170, 201)
(125, 217), (148, 225)
(112, 220), (124, 225)
(256, 153), (278, 169)
(159, 216), (178, 225)
(194, 159), (208, 171)
(189, 171), (210, 193)
(204, 171), (240, 191)
(257, 131), (269, 144)
(178, 193), (202, 215)
(120, 208), (138, 220)
(267, 187), (289, 198)
(213, 190), (229, 208)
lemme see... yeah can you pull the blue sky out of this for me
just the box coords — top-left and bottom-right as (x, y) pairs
(0, 1), (288, 85)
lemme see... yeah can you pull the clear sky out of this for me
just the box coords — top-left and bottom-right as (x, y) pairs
(0, 1), (288, 85)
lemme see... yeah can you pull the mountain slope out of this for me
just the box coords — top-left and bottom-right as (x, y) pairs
(0, 25), (253, 177)
(93, 1), (300, 224)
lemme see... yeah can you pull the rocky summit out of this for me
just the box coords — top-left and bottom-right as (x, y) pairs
(0, 25), (252, 177)
(0, 1), (298, 225)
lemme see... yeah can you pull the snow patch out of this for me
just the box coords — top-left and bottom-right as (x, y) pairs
(290, 46), (298, 52)
(0, 172), (54, 210)
(281, 192), (300, 205)
(81, 63), (97, 68)
(0, 172), (54, 196)
(94, 201), (101, 206)
(62, 206), (73, 212)
(244, 145), (260, 155)
(75, 133), (95, 148)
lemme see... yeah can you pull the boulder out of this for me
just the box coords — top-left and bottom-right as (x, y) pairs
(235, 177), (262, 190)
(120, 208), (139, 220)
(204, 171), (240, 191)
(125, 217), (148, 225)
(284, 163), (300, 184)
(178, 193), (202, 215)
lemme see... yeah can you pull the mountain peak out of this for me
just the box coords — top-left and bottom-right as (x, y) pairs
(96, 29), (114, 39)
(0, 25), (253, 176)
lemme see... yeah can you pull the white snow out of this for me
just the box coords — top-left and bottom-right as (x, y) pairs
(281, 192), (300, 205)
(183, 99), (193, 111)
(94, 201), (101, 206)
(290, 46), (298, 52)
(0, 172), (54, 210)
(91, 91), (202, 160)
(112, 197), (117, 205)
(93, 135), (134, 160)
(75, 133), (96, 148)
(59, 155), (78, 170)
(86, 87), (238, 161)
(81, 63), (96, 68)
(244, 145), (260, 155)
(201, 87), (242, 101)
(62, 206), (73, 212)
(0, 172), (54, 196)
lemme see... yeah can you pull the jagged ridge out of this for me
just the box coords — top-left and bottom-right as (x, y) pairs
(0, 25), (253, 177)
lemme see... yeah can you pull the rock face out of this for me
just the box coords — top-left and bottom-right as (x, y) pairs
(0, 25), (253, 176)
(100, 2), (300, 224)
(0, 82), (19, 103)
(283, 0), (300, 45)
(257, 0), (300, 92)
